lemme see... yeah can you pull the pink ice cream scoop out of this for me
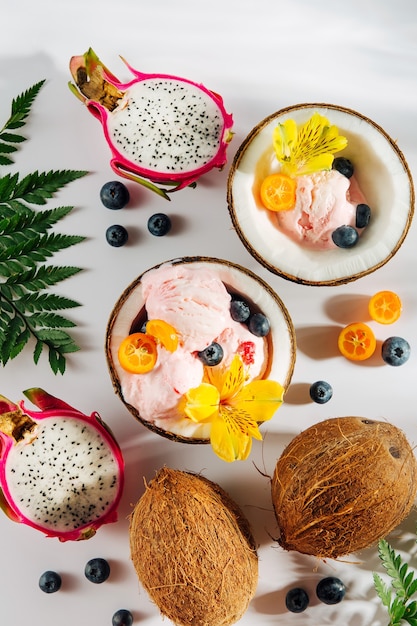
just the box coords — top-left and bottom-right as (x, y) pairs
(119, 264), (268, 426)
(141, 265), (232, 352)
(275, 169), (367, 250)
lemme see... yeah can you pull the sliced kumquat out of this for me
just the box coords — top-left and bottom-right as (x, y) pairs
(260, 173), (297, 212)
(368, 290), (402, 324)
(338, 322), (376, 361)
(145, 319), (179, 352)
(118, 333), (157, 374)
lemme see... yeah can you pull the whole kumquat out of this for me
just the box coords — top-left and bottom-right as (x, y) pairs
(118, 333), (157, 373)
(260, 173), (297, 212)
(338, 322), (376, 361)
(368, 290), (402, 324)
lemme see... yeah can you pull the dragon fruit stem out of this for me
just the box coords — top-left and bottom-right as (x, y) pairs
(0, 395), (36, 443)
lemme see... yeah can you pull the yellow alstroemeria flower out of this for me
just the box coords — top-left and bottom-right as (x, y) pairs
(183, 354), (284, 462)
(273, 112), (348, 177)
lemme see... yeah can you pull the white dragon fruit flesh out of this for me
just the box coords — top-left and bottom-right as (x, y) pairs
(69, 48), (234, 199)
(0, 388), (124, 541)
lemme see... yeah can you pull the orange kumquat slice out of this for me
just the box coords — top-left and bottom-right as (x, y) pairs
(118, 333), (157, 374)
(338, 322), (376, 361)
(260, 173), (297, 212)
(145, 319), (179, 352)
(368, 290), (402, 325)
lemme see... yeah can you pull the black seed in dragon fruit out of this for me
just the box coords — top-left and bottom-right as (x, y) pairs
(69, 48), (234, 200)
(0, 388), (124, 541)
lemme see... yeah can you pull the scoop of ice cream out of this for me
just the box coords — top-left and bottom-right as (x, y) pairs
(120, 346), (204, 422)
(141, 264), (233, 352)
(275, 169), (367, 249)
(119, 264), (269, 432)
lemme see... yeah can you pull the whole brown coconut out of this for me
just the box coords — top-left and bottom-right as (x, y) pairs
(130, 467), (258, 626)
(271, 417), (417, 559)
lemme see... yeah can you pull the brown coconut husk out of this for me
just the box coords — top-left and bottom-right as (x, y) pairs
(130, 467), (258, 626)
(271, 416), (417, 559)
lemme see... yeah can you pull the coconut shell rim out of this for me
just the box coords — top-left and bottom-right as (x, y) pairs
(105, 255), (296, 444)
(227, 102), (415, 287)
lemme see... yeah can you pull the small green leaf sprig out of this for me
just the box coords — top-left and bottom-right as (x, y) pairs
(0, 80), (45, 166)
(373, 538), (417, 626)
(0, 80), (88, 374)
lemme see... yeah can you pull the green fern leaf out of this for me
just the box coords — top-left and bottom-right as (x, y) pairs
(373, 572), (392, 608)
(0, 131), (26, 144)
(27, 311), (77, 329)
(13, 292), (80, 313)
(0, 81), (88, 374)
(0, 80), (45, 164)
(0, 170), (88, 207)
(374, 539), (417, 625)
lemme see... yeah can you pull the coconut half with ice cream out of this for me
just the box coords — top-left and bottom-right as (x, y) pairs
(227, 103), (414, 286)
(106, 257), (295, 462)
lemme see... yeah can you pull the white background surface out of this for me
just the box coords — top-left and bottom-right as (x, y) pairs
(1, 1), (417, 624)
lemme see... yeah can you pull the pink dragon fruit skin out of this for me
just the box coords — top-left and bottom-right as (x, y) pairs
(0, 388), (124, 541)
(69, 48), (234, 199)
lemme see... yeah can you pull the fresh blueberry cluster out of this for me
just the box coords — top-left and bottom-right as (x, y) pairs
(100, 180), (172, 246)
(331, 157), (372, 249)
(196, 296), (270, 368)
(230, 297), (270, 337)
(285, 576), (346, 613)
(39, 559), (133, 624)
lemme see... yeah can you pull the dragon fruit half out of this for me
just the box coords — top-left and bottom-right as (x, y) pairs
(69, 48), (234, 199)
(0, 388), (124, 541)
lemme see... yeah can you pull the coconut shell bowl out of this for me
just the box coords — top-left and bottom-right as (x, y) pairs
(227, 103), (414, 286)
(106, 256), (296, 444)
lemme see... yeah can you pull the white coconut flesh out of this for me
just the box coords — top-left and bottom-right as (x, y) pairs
(5, 417), (120, 532)
(107, 259), (296, 440)
(106, 79), (225, 174)
(228, 104), (414, 285)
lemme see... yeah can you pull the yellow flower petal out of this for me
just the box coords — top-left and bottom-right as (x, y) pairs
(296, 154), (334, 176)
(219, 354), (245, 401)
(184, 383), (220, 422)
(210, 409), (255, 462)
(273, 119), (297, 161)
(229, 379), (284, 422)
(272, 113), (348, 176)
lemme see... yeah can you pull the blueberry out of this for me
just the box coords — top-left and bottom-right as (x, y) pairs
(230, 299), (251, 323)
(84, 558), (110, 584)
(106, 224), (128, 247)
(112, 609), (133, 626)
(381, 336), (410, 366)
(332, 157), (354, 178)
(39, 570), (62, 593)
(147, 213), (172, 236)
(100, 181), (130, 210)
(285, 587), (309, 613)
(197, 342), (224, 366)
(316, 577), (346, 604)
(309, 380), (333, 404)
(248, 312), (270, 337)
(356, 203), (371, 228)
(331, 225), (359, 248)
